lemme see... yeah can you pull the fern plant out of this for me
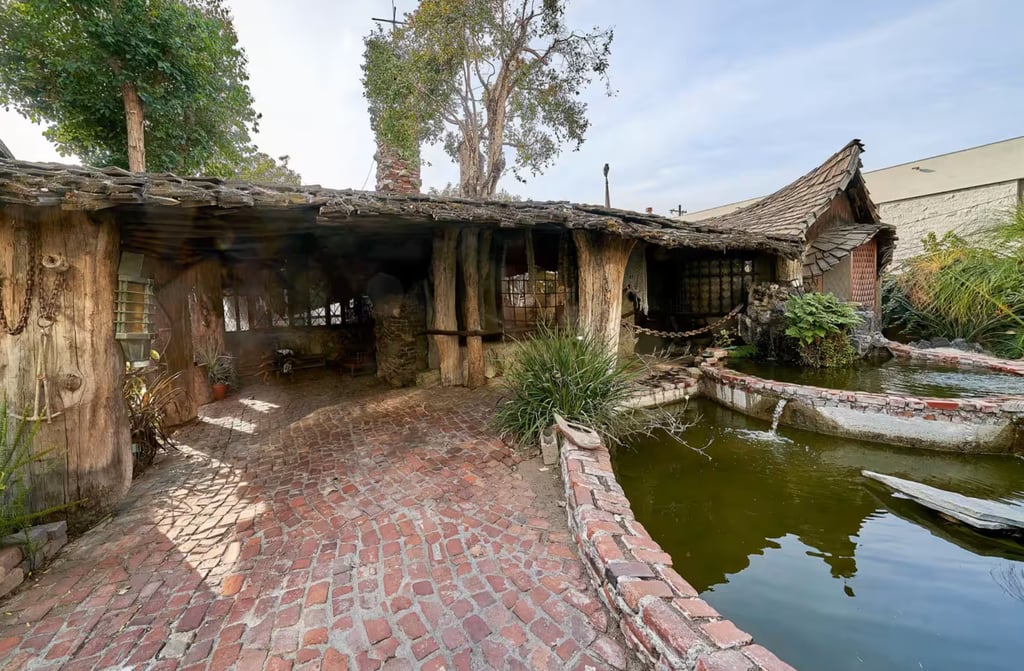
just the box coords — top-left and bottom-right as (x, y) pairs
(784, 292), (862, 368)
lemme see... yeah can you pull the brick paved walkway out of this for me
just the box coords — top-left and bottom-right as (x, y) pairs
(0, 377), (636, 671)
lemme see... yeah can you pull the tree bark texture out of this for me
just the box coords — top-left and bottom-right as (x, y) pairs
(151, 257), (224, 425)
(0, 206), (131, 529)
(478, 230), (499, 332)
(460, 229), (485, 389)
(121, 82), (146, 173)
(573, 230), (636, 356)
(431, 228), (461, 386)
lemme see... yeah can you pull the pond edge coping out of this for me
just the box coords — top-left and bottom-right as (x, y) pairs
(558, 433), (797, 671)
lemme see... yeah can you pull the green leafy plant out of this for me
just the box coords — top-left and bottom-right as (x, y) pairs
(196, 341), (237, 386)
(712, 328), (734, 348)
(494, 325), (643, 447)
(124, 368), (184, 474)
(784, 292), (862, 368)
(883, 210), (1024, 358)
(1, 396), (72, 539)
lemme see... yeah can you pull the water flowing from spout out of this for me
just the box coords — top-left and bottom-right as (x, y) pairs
(770, 399), (788, 434)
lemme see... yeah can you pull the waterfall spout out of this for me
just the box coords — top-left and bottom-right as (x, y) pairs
(770, 399), (788, 434)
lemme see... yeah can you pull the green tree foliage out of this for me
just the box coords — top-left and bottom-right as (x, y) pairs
(883, 207), (1024, 358)
(363, 0), (613, 199)
(784, 292), (862, 368)
(233, 152), (303, 186)
(0, 0), (260, 175)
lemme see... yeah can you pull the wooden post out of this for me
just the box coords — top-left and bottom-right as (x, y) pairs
(431, 228), (461, 386)
(0, 206), (131, 529)
(460, 229), (485, 389)
(573, 230), (636, 355)
(478, 230), (498, 332)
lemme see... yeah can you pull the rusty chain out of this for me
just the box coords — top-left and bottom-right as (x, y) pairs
(38, 254), (70, 326)
(622, 302), (745, 339)
(0, 228), (38, 336)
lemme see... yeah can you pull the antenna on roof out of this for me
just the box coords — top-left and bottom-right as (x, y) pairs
(671, 204), (686, 217)
(603, 163), (610, 208)
(372, 0), (408, 33)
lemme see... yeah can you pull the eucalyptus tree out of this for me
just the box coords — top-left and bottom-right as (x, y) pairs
(363, 0), (613, 199)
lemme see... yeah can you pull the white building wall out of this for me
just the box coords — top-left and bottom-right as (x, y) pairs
(880, 180), (1021, 266)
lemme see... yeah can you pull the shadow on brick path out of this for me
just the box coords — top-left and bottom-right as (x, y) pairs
(0, 375), (636, 671)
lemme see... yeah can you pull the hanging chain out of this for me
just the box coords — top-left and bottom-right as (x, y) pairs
(0, 227), (39, 336)
(38, 254), (69, 326)
(622, 302), (746, 339)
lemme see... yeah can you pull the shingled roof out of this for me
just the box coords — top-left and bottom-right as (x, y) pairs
(0, 158), (805, 260)
(696, 140), (880, 236)
(694, 139), (895, 275)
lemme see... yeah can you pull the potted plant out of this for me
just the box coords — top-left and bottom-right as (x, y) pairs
(196, 342), (236, 401)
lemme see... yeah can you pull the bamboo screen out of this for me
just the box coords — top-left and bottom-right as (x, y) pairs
(850, 240), (878, 309)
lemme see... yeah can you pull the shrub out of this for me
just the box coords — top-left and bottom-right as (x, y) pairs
(884, 212), (1024, 358)
(494, 325), (640, 447)
(124, 368), (184, 474)
(784, 292), (862, 368)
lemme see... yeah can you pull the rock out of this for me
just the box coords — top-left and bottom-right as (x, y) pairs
(931, 337), (951, 348)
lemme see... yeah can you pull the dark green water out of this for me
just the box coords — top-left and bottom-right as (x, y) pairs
(613, 400), (1024, 671)
(727, 357), (1024, 398)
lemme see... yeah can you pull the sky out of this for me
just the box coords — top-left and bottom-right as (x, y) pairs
(1, 0), (1022, 215)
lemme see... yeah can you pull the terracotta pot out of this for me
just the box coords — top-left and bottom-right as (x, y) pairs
(212, 383), (228, 401)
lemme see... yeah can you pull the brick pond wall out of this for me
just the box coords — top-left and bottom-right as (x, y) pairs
(559, 433), (795, 670)
(701, 365), (1024, 453)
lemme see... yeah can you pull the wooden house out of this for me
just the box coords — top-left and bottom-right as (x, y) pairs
(0, 159), (801, 523)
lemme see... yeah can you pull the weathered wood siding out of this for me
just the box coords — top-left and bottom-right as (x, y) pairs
(0, 206), (131, 527)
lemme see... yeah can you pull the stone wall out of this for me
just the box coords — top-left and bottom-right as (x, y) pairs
(701, 365), (1023, 453)
(559, 432), (795, 670)
(737, 283), (799, 356)
(374, 144), (421, 194)
(0, 521), (68, 599)
(881, 180), (1020, 266)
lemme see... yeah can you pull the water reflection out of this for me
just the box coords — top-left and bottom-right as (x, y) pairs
(727, 357), (1024, 399)
(613, 400), (1024, 671)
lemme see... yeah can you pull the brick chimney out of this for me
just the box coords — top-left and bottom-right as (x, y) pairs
(374, 142), (421, 194)
(645, 207), (653, 214)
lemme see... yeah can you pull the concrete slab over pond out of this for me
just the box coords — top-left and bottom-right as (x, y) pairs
(0, 377), (636, 671)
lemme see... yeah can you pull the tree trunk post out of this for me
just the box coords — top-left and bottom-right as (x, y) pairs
(460, 229), (485, 389)
(431, 228), (461, 386)
(0, 206), (131, 530)
(573, 230), (635, 356)
(121, 82), (146, 172)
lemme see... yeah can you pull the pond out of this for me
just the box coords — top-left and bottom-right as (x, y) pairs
(613, 399), (1024, 671)
(726, 356), (1024, 399)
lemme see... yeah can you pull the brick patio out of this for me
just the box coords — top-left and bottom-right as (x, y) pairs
(0, 376), (637, 671)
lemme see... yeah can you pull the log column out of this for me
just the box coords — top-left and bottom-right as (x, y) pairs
(573, 231), (636, 356)
(431, 228), (461, 386)
(460, 229), (485, 389)
(0, 206), (131, 529)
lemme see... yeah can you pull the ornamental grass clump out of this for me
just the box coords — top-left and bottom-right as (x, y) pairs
(784, 292), (862, 368)
(494, 325), (639, 447)
(883, 208), (1024, 358)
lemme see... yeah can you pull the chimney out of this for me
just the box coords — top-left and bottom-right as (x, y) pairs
(374, 142), (421, 194)
(645, 207), (653, 214)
